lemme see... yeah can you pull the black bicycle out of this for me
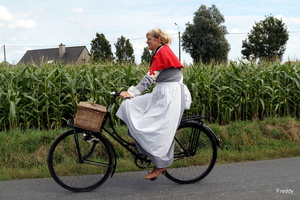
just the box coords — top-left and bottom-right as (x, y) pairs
(47, 92), (220, 192)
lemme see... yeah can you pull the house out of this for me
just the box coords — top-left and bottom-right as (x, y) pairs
(18, 44), (90, 65)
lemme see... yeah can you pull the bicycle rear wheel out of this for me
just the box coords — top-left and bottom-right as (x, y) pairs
(165, 122), (218, 184)
(47, 129), (115, 192)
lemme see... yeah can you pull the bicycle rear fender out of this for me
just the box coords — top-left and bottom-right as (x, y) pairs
(202, 124), (221, 148)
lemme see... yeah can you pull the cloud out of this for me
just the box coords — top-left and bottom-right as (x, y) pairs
(68, 18), (75, 23)
(287, 36), (300, 49)
(8, 19), (37, 29)
(0, 5), (37, 30)
(7, 37), (17, 42)
(230, 28), (243, 34)
(0, 5), (14, 22)
(132, 42), (145, 54)
(275, 15), (300, 25)
(72, 8), (84, 13)
(20, 35), (29, 41)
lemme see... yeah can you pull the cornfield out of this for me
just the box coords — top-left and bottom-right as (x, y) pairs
(0, 61), (299, 131)
(184, 61), (300, 124)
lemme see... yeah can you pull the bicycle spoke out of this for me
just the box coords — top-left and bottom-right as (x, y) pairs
(165, 122), (218, 184)
(82, 159), (113, 168)
(48, 130), (114, 192)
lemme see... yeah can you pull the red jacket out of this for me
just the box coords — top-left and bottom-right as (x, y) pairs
(149, 45), (183, 76)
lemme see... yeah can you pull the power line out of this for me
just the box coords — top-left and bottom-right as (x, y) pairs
(227, 31), (300, 35)
(3, 31), (300, 48)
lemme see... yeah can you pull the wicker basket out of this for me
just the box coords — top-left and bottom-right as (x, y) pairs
(74, 101), (107, 132)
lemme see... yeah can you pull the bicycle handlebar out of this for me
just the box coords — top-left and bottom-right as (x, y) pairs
(110, 92), (121, 96)
(110, 91), (132, 99)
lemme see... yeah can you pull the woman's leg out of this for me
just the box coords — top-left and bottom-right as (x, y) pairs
(134, 140), (174, 179)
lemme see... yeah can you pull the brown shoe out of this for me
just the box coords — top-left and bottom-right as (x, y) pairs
(144, 167), (168, 179)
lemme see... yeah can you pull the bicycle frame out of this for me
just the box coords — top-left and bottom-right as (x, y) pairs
(68, 92), (220, 178)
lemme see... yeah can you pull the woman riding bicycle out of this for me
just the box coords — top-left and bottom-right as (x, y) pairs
(116, 28), (191, 180)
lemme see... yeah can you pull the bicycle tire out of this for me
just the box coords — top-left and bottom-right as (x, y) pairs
(47, 129), (115, 192)
(165, 122), (218, 184)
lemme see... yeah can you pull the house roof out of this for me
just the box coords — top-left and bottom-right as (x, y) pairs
(18, 46), (89, 65)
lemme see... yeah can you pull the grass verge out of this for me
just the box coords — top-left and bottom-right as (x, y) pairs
(0, 117), (300, 181)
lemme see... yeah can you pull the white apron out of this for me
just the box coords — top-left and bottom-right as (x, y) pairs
(116, 81), (191, 157)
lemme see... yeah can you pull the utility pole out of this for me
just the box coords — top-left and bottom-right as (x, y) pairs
(174, 23), (181, 62)
(3, 44), (6, 62)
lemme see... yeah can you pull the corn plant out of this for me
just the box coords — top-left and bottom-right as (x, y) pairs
(0, 60), (299, 130)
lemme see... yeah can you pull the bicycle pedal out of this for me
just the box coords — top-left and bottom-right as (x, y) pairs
(150, 177), (157, 181)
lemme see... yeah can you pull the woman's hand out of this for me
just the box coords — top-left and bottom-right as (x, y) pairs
(119, 91), (133, 99)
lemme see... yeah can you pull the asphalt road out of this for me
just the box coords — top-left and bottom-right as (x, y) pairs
(0, 157), (299, 200)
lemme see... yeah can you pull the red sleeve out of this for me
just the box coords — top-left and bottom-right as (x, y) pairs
(150, 45), (183, 71)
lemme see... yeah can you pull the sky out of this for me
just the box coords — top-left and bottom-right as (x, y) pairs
(0, 0), (300, 64)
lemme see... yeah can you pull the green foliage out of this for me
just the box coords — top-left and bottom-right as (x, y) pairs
(0, 62), (147, 131)
(181, 4), (230, 64)
(241, 15), (289, 62)
(0, 61), (300, 130)
(90, 33), (114, 63)
(1, 118), (300, 180)
(211, 117), (300, 153)
(141, 47), (152, 64)
(183, 61), (300, 124)
(114, 36), (135, 63)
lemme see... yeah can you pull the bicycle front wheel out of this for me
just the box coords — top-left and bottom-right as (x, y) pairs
(47, 129), (115, 192)
(165, 122), (218, 184)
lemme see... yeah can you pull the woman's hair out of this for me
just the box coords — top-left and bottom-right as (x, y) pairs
(146, 28), (172, 45)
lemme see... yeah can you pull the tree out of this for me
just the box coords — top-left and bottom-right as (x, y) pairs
(0, 61), (10, 66)
(141, 47), (152, 64)
(114, 36), (135, 63)
(241, 15), (289, 62)
(90, 33), (114, 63)
(181, 4), (230, 64)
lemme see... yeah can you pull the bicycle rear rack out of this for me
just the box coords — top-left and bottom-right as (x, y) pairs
(67, 119), (100, 133)
(181, 115), (205, 125)
(180, 115), (221, 148)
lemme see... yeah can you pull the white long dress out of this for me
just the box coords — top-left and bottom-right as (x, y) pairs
(116, 67), (191, 167)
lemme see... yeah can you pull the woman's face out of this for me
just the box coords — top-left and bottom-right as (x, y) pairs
(146, 35), (161, 51)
